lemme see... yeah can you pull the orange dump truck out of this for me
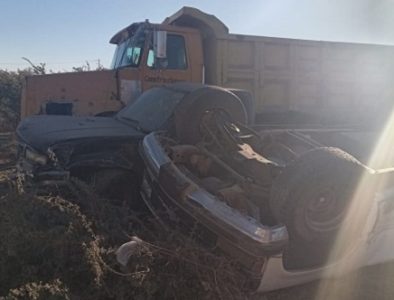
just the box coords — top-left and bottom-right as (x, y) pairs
(21, 6), (394, 125)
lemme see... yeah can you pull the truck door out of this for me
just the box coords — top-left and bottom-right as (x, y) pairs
(141, 33), (192, 90)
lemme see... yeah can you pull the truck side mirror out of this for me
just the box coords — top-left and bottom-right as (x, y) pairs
(153, 31), (167, 59)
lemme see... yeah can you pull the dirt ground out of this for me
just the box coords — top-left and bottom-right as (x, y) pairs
(1, 135), (394, 300)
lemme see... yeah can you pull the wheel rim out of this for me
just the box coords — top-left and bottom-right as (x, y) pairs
(304, 188), (347, 233)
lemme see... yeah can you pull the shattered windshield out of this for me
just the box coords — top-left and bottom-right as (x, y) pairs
(116, 87), (185, 132)
(111, 26), (146, 69)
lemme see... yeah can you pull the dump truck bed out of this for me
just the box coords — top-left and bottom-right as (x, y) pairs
(165, 7), (394, 123)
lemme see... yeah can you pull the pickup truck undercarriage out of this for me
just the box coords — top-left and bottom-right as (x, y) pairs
(140, 107), (394, 291)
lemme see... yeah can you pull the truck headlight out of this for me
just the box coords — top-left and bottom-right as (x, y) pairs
(25, 149), (48, 165)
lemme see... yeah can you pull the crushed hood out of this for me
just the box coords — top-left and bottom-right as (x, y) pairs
(17, 115), (144, 152)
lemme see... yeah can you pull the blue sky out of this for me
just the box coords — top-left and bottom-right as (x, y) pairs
(1, 0), (393, 71)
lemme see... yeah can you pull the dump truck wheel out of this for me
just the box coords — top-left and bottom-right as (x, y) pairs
(270, 147), (373, 269)
(175, 88), (247, 144)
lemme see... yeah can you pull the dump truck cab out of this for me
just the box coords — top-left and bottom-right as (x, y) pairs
(109, 21), (204, 99)
(21, 19), (205, 118)
(21, 7), (257, 121)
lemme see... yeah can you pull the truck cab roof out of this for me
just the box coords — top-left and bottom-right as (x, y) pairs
(110, 6), (228, 45)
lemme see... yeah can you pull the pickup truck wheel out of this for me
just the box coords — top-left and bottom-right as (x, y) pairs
(175, 89), (247, 144)
(270, 147), (372, 269)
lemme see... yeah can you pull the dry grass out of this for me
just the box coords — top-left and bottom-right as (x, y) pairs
(0, 143), (252, 299)
(1, 139), (394, 300)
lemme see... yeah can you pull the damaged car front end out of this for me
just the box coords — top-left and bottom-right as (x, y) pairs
(16, 114), (145, 189)
(140, 131), (289, 287)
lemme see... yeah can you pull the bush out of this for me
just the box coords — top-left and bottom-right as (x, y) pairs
(0, 193), (104, 298)
(0, 69), (32, 131)
(0, 172), (251, 299)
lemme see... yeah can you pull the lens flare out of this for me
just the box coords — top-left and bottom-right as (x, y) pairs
(315, 109), (394, 299)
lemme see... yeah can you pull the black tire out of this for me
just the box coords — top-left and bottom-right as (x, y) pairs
(175, 88), (247, 144)
(270, 147), (373, 269)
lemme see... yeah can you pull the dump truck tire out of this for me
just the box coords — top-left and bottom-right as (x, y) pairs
(175, 88), (247, 144)
(270, 147), (373, 269)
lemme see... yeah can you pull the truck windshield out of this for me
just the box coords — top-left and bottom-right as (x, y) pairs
(111, 27), (146, 69)
(116, 87), (185, 132)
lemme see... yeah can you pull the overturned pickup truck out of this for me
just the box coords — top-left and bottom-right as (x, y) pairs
(16, 83), (394, 292)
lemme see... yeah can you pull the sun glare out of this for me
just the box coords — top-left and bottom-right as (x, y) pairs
(315, 107), (394, 299)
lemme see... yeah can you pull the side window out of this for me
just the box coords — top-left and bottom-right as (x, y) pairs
(167, 35), (187, 69)
(147, 49), (155, 68)
(147, 34), (187, 70)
